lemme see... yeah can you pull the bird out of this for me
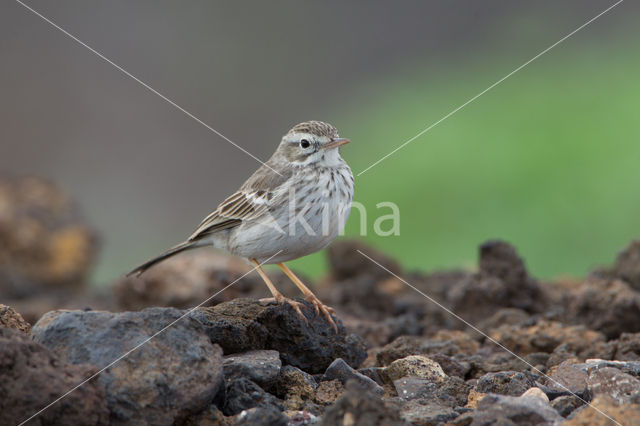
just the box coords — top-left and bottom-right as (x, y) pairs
(128, 121), (353, 330)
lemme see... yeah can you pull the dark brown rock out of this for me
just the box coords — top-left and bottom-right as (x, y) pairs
(271, 365), (318, 411)
(326, 239), (402, 281)
(0, 327), (109, 425)
(477, 308), (531, 334)
(322, 358), (383, 396)
(475, 371), (536, 396)
(446, 241), (548, 326)
(0, 304), (30, 333)
(471, 392), (562, 425)
(551, 395), (585, 417)
(315, 379), (345, 406)
(31, 308), (224, 425)
(564, 395), (640, 426)
(613, 333), (640, 360)
(545, 361), (589, 398)
(0, 176), (97, 298)
(566, 279), (640, 339)
(587, 367), (640, 404)
(191, 298), (367, 374)
(223, 350), (281, 387)
(223, 378), (283, 416)
(594, 240), (640, 291)
(319, 381), (402, 425)
(398, 399), (459, 425)
(488, 319), (607, 357)
(377, 334), (477, 367)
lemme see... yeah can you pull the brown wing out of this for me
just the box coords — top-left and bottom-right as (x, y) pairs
(188, 161), (292, 242)
(188, 190), (270, 241)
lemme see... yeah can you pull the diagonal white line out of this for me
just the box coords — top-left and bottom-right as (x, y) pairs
(18, 251), (282, 426)
(357, 0), (624, 176)
(14, 0), (282, 176)
(357, 249), (622, 426)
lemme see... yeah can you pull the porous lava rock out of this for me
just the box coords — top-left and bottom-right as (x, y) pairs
(191, 298), (367, 374)
(0, 327), (109, 425)
(31, 307), (224, 425)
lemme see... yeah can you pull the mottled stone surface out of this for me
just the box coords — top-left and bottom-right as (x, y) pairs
(31, 308), (224, 425)
(191, 298), (367, 374)
(0, 327), (109, 425)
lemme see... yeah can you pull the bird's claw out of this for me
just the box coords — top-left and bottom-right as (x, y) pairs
(261, 296), (309, 325)
(305, 296), (338, 332)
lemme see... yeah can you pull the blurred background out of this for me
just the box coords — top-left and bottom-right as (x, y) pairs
(1, 0), (638, 285)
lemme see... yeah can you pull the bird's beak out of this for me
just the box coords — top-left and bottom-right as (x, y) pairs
(322, 138), (350, 150)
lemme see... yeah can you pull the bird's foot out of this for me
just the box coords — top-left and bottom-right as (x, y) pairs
(260, 295), (308, 325)
(305, 295), (338, 332)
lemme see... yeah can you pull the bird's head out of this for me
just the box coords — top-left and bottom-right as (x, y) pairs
(276, 121), (349, 166)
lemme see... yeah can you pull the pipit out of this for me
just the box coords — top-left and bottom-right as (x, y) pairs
(129, 121), (353, 330)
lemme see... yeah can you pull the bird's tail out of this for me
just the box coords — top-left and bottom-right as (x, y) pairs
(127, 240), (204, 277)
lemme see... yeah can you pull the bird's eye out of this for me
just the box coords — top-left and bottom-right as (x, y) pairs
(300, 139), (311, 149)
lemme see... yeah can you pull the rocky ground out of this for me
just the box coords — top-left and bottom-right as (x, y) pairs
(2, 177), (640, 425)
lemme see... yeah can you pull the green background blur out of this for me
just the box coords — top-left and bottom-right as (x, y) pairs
(1, 1), (638, 284)
(290, 14), (640, 279)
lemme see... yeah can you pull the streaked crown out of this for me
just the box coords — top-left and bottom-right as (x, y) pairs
(287, 121), (339, 139)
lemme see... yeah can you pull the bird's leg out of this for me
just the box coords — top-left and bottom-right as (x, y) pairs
(250, 259), (307, 324)
(277, 262), (338, 332)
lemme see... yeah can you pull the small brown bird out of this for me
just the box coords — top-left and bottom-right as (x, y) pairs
(129, 121), (353, 330)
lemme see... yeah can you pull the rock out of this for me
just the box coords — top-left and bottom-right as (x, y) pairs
(465, 389), (487, 409)
(477, 308), (531, 333)
(326, 239), (402, 281)
(382, 355), (446, 383)
(319, 381), (402, 426)
(0, 327), (109, 425)
(114, 250), (300, 310)
(191, 299), (367, 374)
(358, 367), (385, 386)
(393, 377), (433, 400)
(551, 395), (584, 417)
(234, 406), (288, 426)
(286, 411), (319, 426)
(564, 395), (640, 426)
(271, 365), (318, 411)
(545, 361), (589, 398)
(488, 319), (607, 356)
(0, 304), (30, 333)
(613, 333), (640, 360)
(467, 350), (538, 379)
(521, 387), (549, 402)
(587, 367), (640, 404)
(566, 279), (640, 339)
(575, 359), (640, 378)
(446, 241), (548, 325)
(31, 308), (224, 425)
(429, 353), (470, 379)
(394, 376), (471, 407)
(475, 371), (536, 396)
(594, 240), (640, 291)
(376, 334), (476, 367)
(322, 358), (383, 396)
(315, 380), (345, 406)
(223, 350), (281, 387)
(471, 392), (563, 426)
(182, 405), (229, 426)
(223, 378), (283, 416)
(0, 176), (97, 297)
(398, 399), (458, 425)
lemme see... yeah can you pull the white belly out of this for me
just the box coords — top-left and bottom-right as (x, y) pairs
(220, 166), (353, 264)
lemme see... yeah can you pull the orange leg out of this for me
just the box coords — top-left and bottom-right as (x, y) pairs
(250, 259), (307, 324)
(277, 262), (337, 331)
